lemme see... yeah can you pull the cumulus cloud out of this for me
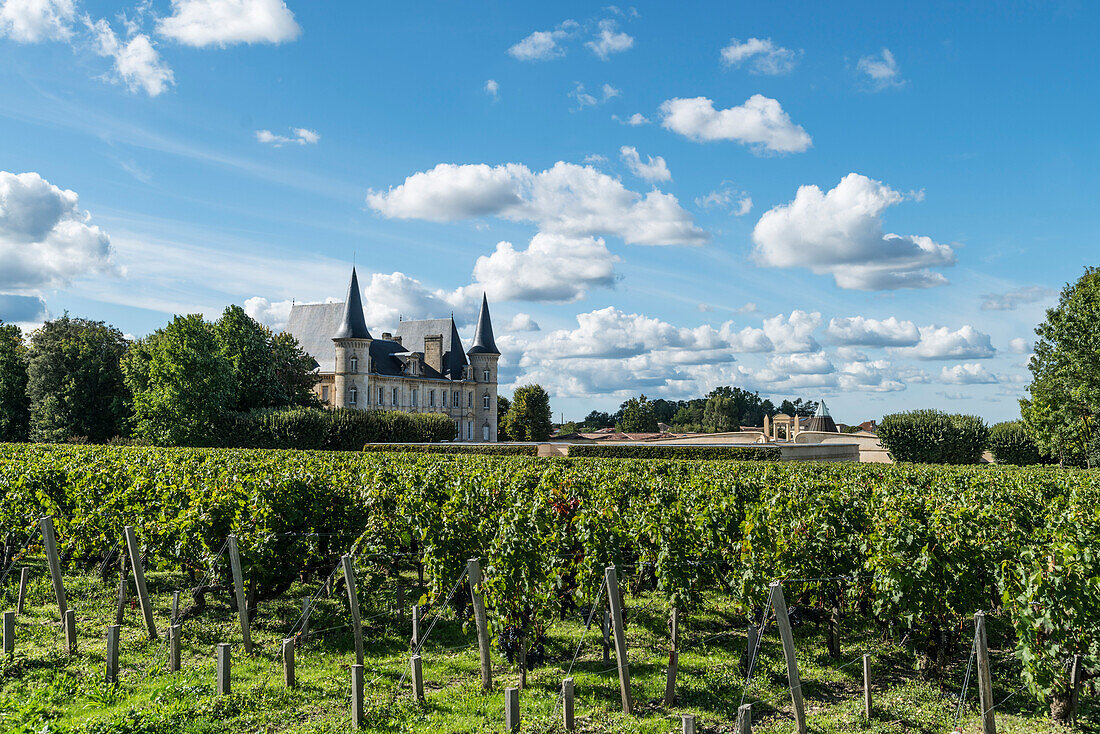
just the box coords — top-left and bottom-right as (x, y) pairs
(586, 18), (633, 59)
(469, 234), (619, 303)
(898, 325), (996, 360)
(156, 0), (300, 47)
(570, 82), (620, 109)
(0, 171), (117, 291)
(255, 127), (320, 146)
(766, 352), (835, 376)
(940, 363), (997, 384)
(826, 316), (920, 347)
(695, 187), (752, 215)
(614, 113), (650, 126)
(752, 173), (955, 290)
(980, 285), (1056, 311)
(0, 0), (74, 42)
(90, 19), (174, 96)
(504, 313), (540, 332)
(838, 359), (906, 392)
(366, 161), (707, 246)
(1008, 337), (1031, 354)
(360, 271), (475, 329)
(857, 48), (904, 90)
(720, 37), (799, 74)
(761, 310), (822, 353)
(484, 79), (499, 99)
(243, 295), (292, 329)
(619, 146), (671, 183)
(507, 20), (577, 61)
(658, 95), (812, 154)
(0, 293), (48, 323)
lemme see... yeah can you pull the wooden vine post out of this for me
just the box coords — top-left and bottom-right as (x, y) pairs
(105, 625), (120, 683)
(468, 558), (492, 692)
(124, 526), (158, 640)
(605, 564), (633, 715)
(2, 610), (13, 654)
(39, 516), (67, 621)
(16, 567), (29, 615)
(562, 677), (575, 731)
(974, 612), (997, 734)
(1069, 654), (1084, 726)
(114, 553), (128, 626)
(664, 605), (679, 705)
(770, 581), (807, 734)
(737, 703), (752, 733)
(226, 535), (253, 655)
(342, 554), (364, 665)
(863, 654), (872, 718)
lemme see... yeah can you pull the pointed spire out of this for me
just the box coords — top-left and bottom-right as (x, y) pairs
(333, 267), (372, 340)
(467, 293), (499, 355)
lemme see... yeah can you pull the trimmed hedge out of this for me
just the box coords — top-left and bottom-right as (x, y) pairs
(566, 444), (782, 460)
(989, 421), (1047, 465)
(363, 443), (539, 456)
(877, 409), (989, 464)
(216, 407), (455, 450)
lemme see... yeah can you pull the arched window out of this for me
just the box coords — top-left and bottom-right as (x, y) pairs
(349, 386), (358, 406)
(482, 422), (490, 441)
(349, 355), (358, 373)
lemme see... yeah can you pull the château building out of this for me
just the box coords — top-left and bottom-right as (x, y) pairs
(285, 268), (501, 442)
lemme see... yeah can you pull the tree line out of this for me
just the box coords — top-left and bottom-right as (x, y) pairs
(569, 387), (819, 434)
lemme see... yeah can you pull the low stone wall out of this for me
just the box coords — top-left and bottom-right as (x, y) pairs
(776, 443), (861, 463)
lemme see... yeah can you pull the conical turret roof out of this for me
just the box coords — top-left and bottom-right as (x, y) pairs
(332, 267), (372, 340)
(467, 293), (499, 355)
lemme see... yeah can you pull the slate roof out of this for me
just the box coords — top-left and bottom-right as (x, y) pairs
(285, 302), (342, 373)
(394, 318), (468, 380)
(467, 293), (499, 355)
(333, 268), (372, 340)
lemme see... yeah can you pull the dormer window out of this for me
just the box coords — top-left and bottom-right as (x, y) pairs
(349, 386), (358, 405)
(350, 356), (359, 373)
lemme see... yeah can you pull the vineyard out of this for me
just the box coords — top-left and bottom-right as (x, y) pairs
(1, 444), (1099, 732)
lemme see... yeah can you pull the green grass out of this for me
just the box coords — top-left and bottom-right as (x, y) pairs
(0, 561), (1088, 733)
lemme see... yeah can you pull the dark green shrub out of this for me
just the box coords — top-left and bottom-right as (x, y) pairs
(217, 407), (455, 450)
(877, 410), (989, 464)
(566, 444), (781, 460)
(989, 421), (1047, 465)
(362, 443), (538, 455)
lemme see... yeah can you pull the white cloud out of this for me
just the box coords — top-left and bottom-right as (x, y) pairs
(762, 310), (822, 353)
(586, 18), (633, 59)
(752, 173), (955, 290)
(0, 171), (117, 291)
(826, 316), (920, 347)
(737, 302), (757, 314)
(507, 21), (577, 61)
(857, 48), (904, 90)
(360, 271), (475, 329)
(469, 234), (619, 303)
(838, 359), (906, 392)
(1008, 337), (1031, 354)
(0, 0), (74, 42)
(940, 363), (997, 384)
(720, 37), (799, 75)
(980, 285), (1056, 311)
(619, 146), (671, 183)
(658, 95), (812, 154)
(570, 82), (619, 109)
(504, 313), (540, 332)
(243, 295), (292, 329)
(614, 113), (650, 126)
(367, 161), (708, 246)
(156, 0), (300, 47)
(695, 187), (752, 215)
(90, 19), (174, 97)
(899, 325), (996, 360)
(255, 127), (320, 146)
(767, 352), (835, 376)
(484, 79), (499, 99)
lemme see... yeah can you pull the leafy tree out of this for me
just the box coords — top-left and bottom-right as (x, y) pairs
(270, 331), (320, 407)
(702, 395), (738, 432)
(496, 394), (511, 441)
(504, 384), (552, 441)
(0, 322), (29, 442)
(215, 305), (282, 411)
(989, 420), (1047, 465)
(1021, 266), (1100, 468)
(619, 394), (658, 432)
(123, 314), (235, 446)
(671, 401), (705, 430)
(778, 397), (819, 417)
(582, 410), (614, 430)
(26, 315), (129, 443)
(648, 398), (681, 424)
(558, 420), (579, 435)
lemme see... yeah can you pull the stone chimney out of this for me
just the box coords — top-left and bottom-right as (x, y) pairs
(424, 334), (443, 373)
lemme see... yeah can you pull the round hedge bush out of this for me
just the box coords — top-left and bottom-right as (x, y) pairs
(877, 409), (989, 464)
(988, 420), (1045, 465)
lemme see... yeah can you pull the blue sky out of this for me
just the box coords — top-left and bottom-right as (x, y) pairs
(1, 0), (1096, 423)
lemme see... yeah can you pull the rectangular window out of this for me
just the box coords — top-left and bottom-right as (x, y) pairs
(483, 394), (490, 409)
(321, 386), (329, 402)
(378, 387), (384, 405)
(483, 423), (490, 441)
(349, 386), (358, 406)
(466, 421), (472, 440)
(467, 392), (473, 408)
(452, 391), (459, 407)
(454, 419), (460, 438)
(392, 387), (399, 406)
(483, 370), (490, 382)
(429, 390), (435, 407)
(412, 389), (418, 407)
